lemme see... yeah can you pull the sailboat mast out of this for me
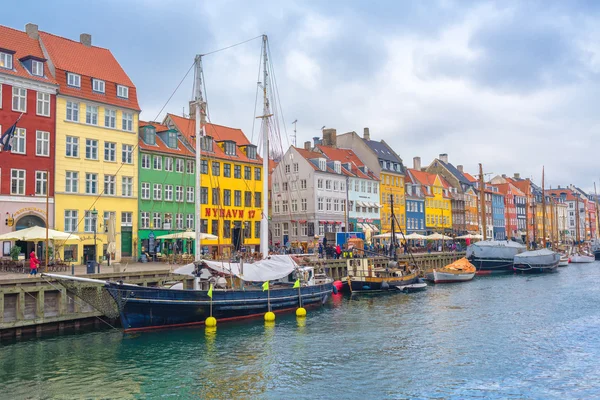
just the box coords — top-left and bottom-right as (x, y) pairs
(260, 35), (270, 259)
(541, 167), (546, 249)
(390, 193), (396, 260)
(479, 163), (487, 240)
(549, 185), (555, 247)
(575, 194), (581, 246)
(194, 55), (204, 262)
(594, 182), (599, 239)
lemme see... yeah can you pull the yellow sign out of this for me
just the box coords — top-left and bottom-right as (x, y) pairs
(14, 207), (46, 217)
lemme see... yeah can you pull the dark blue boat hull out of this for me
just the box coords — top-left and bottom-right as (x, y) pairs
(468, 257), (515, 275)
(513, 262), (559, 274)
(106, 282), (331, 331)
(340, 275), (419, 293)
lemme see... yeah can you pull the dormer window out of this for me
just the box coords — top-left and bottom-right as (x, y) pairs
(31, 60), (43, 76)
(334, 161), (341, 174)
(167, 131), (177, 149)
(246, 145), (257, 160)
(318, 158), (326, 171)
(224, 141), (236, 156)
(0, 52), (13, 70)
(92, 79), (105, 93)
(67, 72), (81, 87)
(201, 136), (213, 152)
(117, 85), (129, 99)
(143, 126), (156, 145)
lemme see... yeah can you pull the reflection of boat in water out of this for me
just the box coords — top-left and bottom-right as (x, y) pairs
(513, 249), (560, 274)
(425, 257), (476, 283)
(395, 279), (428, 292)
(340, 258), (419, 293)
(467, 240), (526, 275)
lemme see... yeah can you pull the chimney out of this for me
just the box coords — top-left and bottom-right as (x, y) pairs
(457, 165), (464, 173)
(80, 33), (92, 47)
(25, 23), (39, 39)
(322, 128), (337, 148)
(514, 173), (520, 179)
(439, 153), (448, 163)
(304, 141), (311, 150)
(189, 101), (196, 119)
(313, 136), (321, 146)
(363, 127), (370, 141)
(413, 156), (421, 171)
(502, 174), (507, 178)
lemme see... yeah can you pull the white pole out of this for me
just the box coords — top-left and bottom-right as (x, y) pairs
(194, 55), (204, 262)
(260, 35), (270, 259)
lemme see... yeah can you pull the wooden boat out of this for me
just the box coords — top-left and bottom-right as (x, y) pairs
(340, 258), (419, 293)
(570, 253), (595, 263)
(513, 249), (560, 274)
(425, 257), (476, 283)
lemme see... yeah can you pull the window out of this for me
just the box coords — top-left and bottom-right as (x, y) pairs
(292, 223), (298, 236)
(274, 201), (280, 214)
(341, 200), (345, 212)
(66, 101), (79, 122)
(92, 79), (105, 93)
(64, 210), (78, 232)
(326, 198), (332, 211)
(212, 220), (219, 236)
(255, 168), (261, 181)
(0, 52), (13, 69)
(153, 155), (162, 170)
(141, 154), (150, 168)
(319, 223), (325, 236)
(186, 214), (194, 230)
(234, 190), (242, 207)
(85, 173), (98, 194)
(161, 184), (172, 201)
(274, 223), (281, 237)
(165, 157), (173, 171)
(121, 212), (133, 227)
(34, 130), (49, 156)
(212, 188), (220, 205)
(301, 198), (307, 211)
(86, 105), (98, 125)
(224, 163), (231, 177)
(10, 169), (25, 195)
(122, 144), (133, 164)
(317, 179), (323, 189)
(67, 73), (81, 87)
(140, 212), (150, 229)
(285, 165), (291, 174)
(167, 131), (177, 148)
(84, 211), (95, 233)
(104, 142), (116, 162)
(325, 180), (332, 190)
(176, 213), (184, 230)
(234, 165), (241, 178)
(122, 177), (133, 197)
(153, 212), (162, 229)
(318, 197), (324, 211)
(117, 85), (129, 99)
(153, 184), (162, 200)
(12, 87), (26, 112)
(224, 189), (231, 206)
(244, 166), (251, 180)
(65, 171), (78, 193)
(291, 199), (298, 212)
(35, 171), (47, 195)
(122, 112), (133, 131)
(104, 109), (116, 128)
(201, 187), (208, 204)
(176, 159), (184, 173)
(201, 136), (213, 152)
(283, 182), (288, 191)
(254, 221), (260, 238)
(36, 92), (50, 116)
(334, 199), (339, 212)
(212, 161), (220, 176)
(85, 139), (98, 160)
(104, 175), (116, 195)
(176, 186), (183, 202)
(224, 141), (236, 156)
(255, 192), (261, 207)
(187, 187), (194, 203)
(141, 182), (150, 199)
(223, 221), (231, 238)
(30, 60), (43, 76)
(245, 191), (252, 207)
(301, 180), (307, 189)
(187, 160), (195, 174)
(9, 128), (25, 154)
(333, 181), (339, 191)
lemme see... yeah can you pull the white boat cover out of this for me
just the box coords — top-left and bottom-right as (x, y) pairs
(466, 240), (526, 259)
(174, 255), (298, 282)
(514, 249), (560, 265)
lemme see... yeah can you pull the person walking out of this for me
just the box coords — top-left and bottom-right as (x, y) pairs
(29, 250), (41, 277)
(335, 244), (342, 259)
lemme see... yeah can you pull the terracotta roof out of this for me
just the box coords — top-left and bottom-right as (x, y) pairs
(464, 172), (477, 183)
(39, 31), (140, 110)
(293, 146), (323, 160)
(166, 114), (261, 165)
(492, 182), (525, 197)
(546, 189), (579, 202)
(0, 25), (57, 85)
(315, 145), (377, 180)
(138, 121), (193, 157)
(407, 169), (452, 198)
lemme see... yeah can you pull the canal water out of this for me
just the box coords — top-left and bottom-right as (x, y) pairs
(2, 263), (600, 399)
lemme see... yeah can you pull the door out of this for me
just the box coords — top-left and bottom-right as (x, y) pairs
(121, 227), (132, 257)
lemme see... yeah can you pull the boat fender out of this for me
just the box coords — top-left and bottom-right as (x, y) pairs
(332, 285), (338, 294)
(381, 281), (390, 290)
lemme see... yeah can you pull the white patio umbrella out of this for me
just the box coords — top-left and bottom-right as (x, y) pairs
(0, 226), (80, 241)
(426, 232), (453, 240)
(106, 214), (117, 256)
(373, 232), (406, 239)
(156, 231), (218, 241)
(404, 233), (428, 240)
(456, 233), (483, 240)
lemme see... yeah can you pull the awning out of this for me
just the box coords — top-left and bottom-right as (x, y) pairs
(372, 225), (380, 232)
(355, 201), (364, 207)
(298, 220), (307, 223)
(357, 223), (366, 230)
(374, 203), (383, 208)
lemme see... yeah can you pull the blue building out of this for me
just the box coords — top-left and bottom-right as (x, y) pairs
(492, 191), (506, 240)
(405, 174), (426, 233)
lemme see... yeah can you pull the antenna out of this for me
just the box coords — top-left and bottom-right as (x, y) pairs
(292, 119), (297, 146)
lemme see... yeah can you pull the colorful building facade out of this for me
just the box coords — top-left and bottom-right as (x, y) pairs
(407, 169), (452, 234)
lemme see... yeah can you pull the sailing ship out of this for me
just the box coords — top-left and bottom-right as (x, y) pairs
(425, 257), (476, 283)
(340, 195), (419, 293)
(46, 36), (333, 332)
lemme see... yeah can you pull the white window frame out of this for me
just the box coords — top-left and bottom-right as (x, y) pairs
(186, 214), (194, 229)
(141, 212), (149, 229)
(187, 187), (194, 203)
(36, 92), (50, 116)
(122, 112), (133, 131)
(122, 144), (133, 164)
(0, 52), (13, 70)
(85, 139), (98, 160)
(85, 173), (98, 194)
(31, 60), (44, 76)
(165, 157), (173, 171)
(176, 159), (184, 173)
(153, 184), (162, 200)
(104, 142), (116, 162)
(66, 101), (79, 122)
(84, 211), (94, 233)
(35, 130), (50, 156)
(67, 73), (81, 88)
(121, 212), (133, 227)
(65, 171), (78, 193)
(35, 170), (47, 196)
(12, 87), (26, 112)
(141, 182), (150, 200)
(165, 185), (173, 201)
(104, 108), (116, 128)
(176, 186), (183, 202)
(117, 85), (129, 99)
(65, 136), (79, 158)
(104, 175), (116, 195)
(64, 210), (78, 233)
(153, 155), (162, 170)
(12, 128), (26, 154)
(122, 176), (133, 197)
(92, 79), (105, 93)
(11, 169), (26, 195)
(86, 104), (98, 125)
(141, 154), (150, 169)
(153, 213), (162, 229)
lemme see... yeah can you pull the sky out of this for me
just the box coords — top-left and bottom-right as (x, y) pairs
(4, 0), (600, 192)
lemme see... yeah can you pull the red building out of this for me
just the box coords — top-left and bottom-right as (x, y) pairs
(0, 24), (58, 256)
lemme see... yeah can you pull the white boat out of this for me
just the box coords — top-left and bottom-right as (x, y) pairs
(425, 257), (476, 283)
(558, 255), (569, 267)
(570, 253), (595, 263)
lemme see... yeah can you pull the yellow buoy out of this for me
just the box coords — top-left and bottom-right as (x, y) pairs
(296, 307), (307, 318)
(264, 311), (276, 322)
(205, 316), (217, 327)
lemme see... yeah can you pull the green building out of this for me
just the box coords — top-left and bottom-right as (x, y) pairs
(138, 121), (196, 258)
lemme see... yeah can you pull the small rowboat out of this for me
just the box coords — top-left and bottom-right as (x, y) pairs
(425, 257), (476, 283)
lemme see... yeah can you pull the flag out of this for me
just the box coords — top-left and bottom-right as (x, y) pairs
(293, 279), (300, 289)
(262, 281), (269, 291)
(207, 283), (213, 299)
(0, 122), (18, 152)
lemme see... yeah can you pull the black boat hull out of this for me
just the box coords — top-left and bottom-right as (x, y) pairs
(340, 275), (419, 293)
(468, 257), (515, 275)
(513, 262), (559, 274)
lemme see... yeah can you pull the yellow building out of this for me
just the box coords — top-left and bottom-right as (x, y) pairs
(165, 114), (263, 256)
(407, 169), (452, 233)
(40, 31), (140, 263)
(380, 170), (406, 232)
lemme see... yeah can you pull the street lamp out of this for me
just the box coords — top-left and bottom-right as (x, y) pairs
(91, 208), (98, 271)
